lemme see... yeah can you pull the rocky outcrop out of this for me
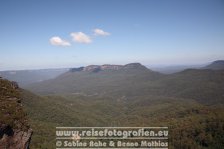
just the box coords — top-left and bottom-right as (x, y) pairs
(83, 65), (101, 72)
(0, 125), (32, 149)
(0, 78), (32, 149)
(101, 64), (123, 70)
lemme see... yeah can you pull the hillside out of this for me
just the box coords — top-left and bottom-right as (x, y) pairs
(150, 69), (224, 105)
(203, 60), (224, 70)
(21, 90), (224, 149)
(0, 78), (32, 149)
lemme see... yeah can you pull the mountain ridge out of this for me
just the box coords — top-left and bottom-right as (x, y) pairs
(69, 63), (148, 73)
(203, 60), (224, 70)
(24, 62), (224, 105)
(1, 60), (224, 86)
(25, 62), (163, 95)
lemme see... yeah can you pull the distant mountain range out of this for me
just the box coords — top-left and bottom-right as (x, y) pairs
(1, 60), (224, 87)
(202, 60), (224, 70)
(24, 63), (162, 95)
(0, 68), (68, 86)
(151, 60), (224, 74)
(24, 61), (224, 105)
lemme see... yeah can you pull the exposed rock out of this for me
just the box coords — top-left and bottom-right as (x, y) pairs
(101, 64), (123, 70)
(0, 125), (32, 149)
(83, 65), (101, 72)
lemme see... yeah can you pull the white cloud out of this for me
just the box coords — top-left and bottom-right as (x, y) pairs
(93, 28), (110, 36)
(70, 32), (92, 44)
(50, 36), (71, 46)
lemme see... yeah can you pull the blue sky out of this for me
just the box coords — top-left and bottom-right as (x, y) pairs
(0, 0), (224, 70)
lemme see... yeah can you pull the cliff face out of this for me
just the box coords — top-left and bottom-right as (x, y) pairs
(0, 78), (32, 149)
(0, 126), (32, 149)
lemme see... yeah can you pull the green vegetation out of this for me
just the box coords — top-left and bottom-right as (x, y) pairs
(0, 79), (29, 131)
(25, 67), (224, 105)
(2, 63), (224, 148)
(21, 91), (224, 149)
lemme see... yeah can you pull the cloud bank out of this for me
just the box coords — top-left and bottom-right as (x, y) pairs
(50, 36), (71, 46)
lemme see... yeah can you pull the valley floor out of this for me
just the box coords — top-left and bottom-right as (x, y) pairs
(21, 91), (224, 149)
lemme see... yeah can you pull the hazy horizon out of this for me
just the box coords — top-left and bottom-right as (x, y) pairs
(1, 0), (224, 70)
(0, 60), (212, 71)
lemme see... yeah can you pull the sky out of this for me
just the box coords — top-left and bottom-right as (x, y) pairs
(0, 0), (224, 70)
